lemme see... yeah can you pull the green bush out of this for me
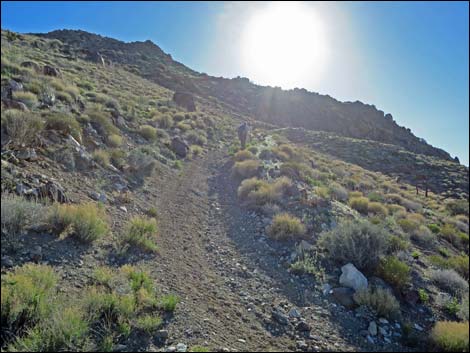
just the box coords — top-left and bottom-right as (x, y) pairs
(2, 109), (44, 146)
(139, 125), (157, 141)
(45, 112), (82, 141)
(319, 220), (389, 272)
(158, 294), (179, 312)
(353, 287), (400, 319)
(49, 202), (109, 243)
(237, 177), (292, 208)
(349, 196), (369, 214)
(368, 202), (388, 217)
(12, 91), (38, 108)
(92, 149), (110, 167)
(1, 193), (47, 237)
(135, 314), (162, 334)
(267, 213), (306, 241)
(431, 321), (469, 352)
(378, 256), (411, 289)
(123, 216), (158, 252)
(107, 133), (123, 147)
(231, 159), (261, 180)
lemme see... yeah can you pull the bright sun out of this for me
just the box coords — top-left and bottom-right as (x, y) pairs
(241, 2), (328, 88)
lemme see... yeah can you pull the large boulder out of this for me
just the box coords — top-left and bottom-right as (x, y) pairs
(171, 136), (190, 158)
(172, 91), (196, 112)
(339, 263), (368, 291)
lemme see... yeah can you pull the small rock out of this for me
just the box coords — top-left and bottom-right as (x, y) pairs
(119, 206), (127, 213)
(331, 287), (356, 309)
(414, 323), (424, 331)
(368, 321), (378, 336)
(176, 343), (187, 352)
(321, 283), (332, 296)
(272, 308), (289, 325)
(296, 321), (311, 332)
(2, 256), (14, 268)
(288, 308), (301, 319)
(378, 318), (389, 325)
(30, 245), (42, 262)
(339, 263), (368, 291)
(155, 330), (169, 339)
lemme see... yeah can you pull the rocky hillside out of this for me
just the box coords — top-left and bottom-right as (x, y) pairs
(39, 29), (456, 162)
(1, 29), (469, 353)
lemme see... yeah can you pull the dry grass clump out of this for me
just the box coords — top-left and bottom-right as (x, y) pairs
(2, 109), (44, 146)
(349, 196), (369, 214)
(231, 159), (261, 180)
(237, 177), (292, 208)
(431, 321), (469, 352)
(233, 150), (254, 162)
(430, 269), (469, 297)
(378, 256), (411, 289)
(368, 202), (388, 217)
(267, 213), (306, 241)
(353, 287), (400, 319)
(1, 194), (47, 237)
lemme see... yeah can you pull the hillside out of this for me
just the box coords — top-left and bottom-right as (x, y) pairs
(1, 28), (469, 353)
(39, 29), (456, 162)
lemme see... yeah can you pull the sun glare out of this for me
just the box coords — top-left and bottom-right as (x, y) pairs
(241, 2), (328, 89)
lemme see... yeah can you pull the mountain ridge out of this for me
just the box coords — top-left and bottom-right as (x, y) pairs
(36, 29), (456, 163)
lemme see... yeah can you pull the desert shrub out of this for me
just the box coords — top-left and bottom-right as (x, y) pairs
(135, 314), (162, 334)
(447, 217), (469, 233)
(49, 202), (109, 243)
(272, 144), (304, 162)
(385, 193), (404, 205)
(185, 130), (207, 146)
(378, 256), (411, 289)
(448, 255), (469, 279)
(267, 213), (306, 241)
(388, 235), (410, 252)
(127, 149), (157, 179)
(12, 91), (37, 108)
(349, 191), (363, 198)
(2, 109), (44, 145)
(440, 223), (461, 245)
(109, 148), (126, 169)
(349, 196), (369, 214)
(397, 217), (420, 234)
(56, 91), (73, 103)
(329, 182), (348, 202)
(64, 86), (80, 100)
(107, 133), (123, 147)
(411, 225), (436, 248)
(458, 294), (469, 321)
(139, 125), (157, 141)
(233, 150), (254, 162)
(123, 216), (158, 252)
(290, 253), (320, 277)
(158, 294), (179, 312)
(431, 321), (469, 352)
(154, 113), (173, 128)
(176, 122), (191, 132)
(387, 204), (406, 215)
(418, 289), (429, 303)
(92, 149), (110, 167)
(1, 194), (47, 237)
(44, 112), (82, 141)
(428, 223), (441, 234)
(279, 162), (313, 181)
(319, 220), (389, 271)
(237, 177), (292, 208)
(1, 264), (58, 339)
(353, 287), (400, 319)
(190, 145), (203, 157)
(173, 112), (185, 122)
(231, 159), (261, 180)
(87, 108), (119, 136)
(368, 202), (388, 217)
(367, 192), (384, 202)
(401, 198), (422, 212)
(430, 269), (469, 297)
(446, 199), (469, 216)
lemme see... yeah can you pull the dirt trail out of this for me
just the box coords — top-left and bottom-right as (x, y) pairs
(140, 147), (372, 352)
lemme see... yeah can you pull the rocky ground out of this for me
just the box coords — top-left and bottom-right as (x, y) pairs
(2, 143), (424, 352)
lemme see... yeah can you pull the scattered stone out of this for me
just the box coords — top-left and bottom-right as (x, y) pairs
(378, 318), (389, 325)
(175, 343), (187, 352)
(16, 148), (38, 161)
(155, 330), (169, 339)
(30, 245), (42, 263)
(272, 308), (289, 325)
(171, 136), (190, 158)
(321, 283), (332, 296)
(339, 263), (368, 291)
(296, 321), (311, 332)
(288, 307), (301, 319)
(414, 323), (424, 331)
(2, 256), (14, 268)
(43, 65), (61, 77)
(368, 321), (378, 336)
(119, 206), (128, 213)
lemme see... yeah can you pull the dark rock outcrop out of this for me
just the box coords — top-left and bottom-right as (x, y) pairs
(172, 91), (196, 112)
(171, 136), (190, 158)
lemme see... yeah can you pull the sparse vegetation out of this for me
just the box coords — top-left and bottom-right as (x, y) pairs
(231, 159), (261, 180)
(353, 287), (400, 319)
(431, 321), (469, 352)
(267, 213), (306, 241)
(320, 220), (389, 271)
(122, 216), (158, 252)
(378, 256), (411, 289)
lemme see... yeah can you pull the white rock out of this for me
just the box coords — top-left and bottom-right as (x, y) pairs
(368, 321), (378, 336)
(339, 263), (368, 291)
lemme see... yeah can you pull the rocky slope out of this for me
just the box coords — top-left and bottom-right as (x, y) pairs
(1, 29), (469, 353)
(39, 29), (456, 162)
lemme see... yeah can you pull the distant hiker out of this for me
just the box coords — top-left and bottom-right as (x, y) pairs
(237, 121), (250, 149)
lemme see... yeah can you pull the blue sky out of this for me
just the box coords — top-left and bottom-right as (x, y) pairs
(2, 1), (469, 165)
